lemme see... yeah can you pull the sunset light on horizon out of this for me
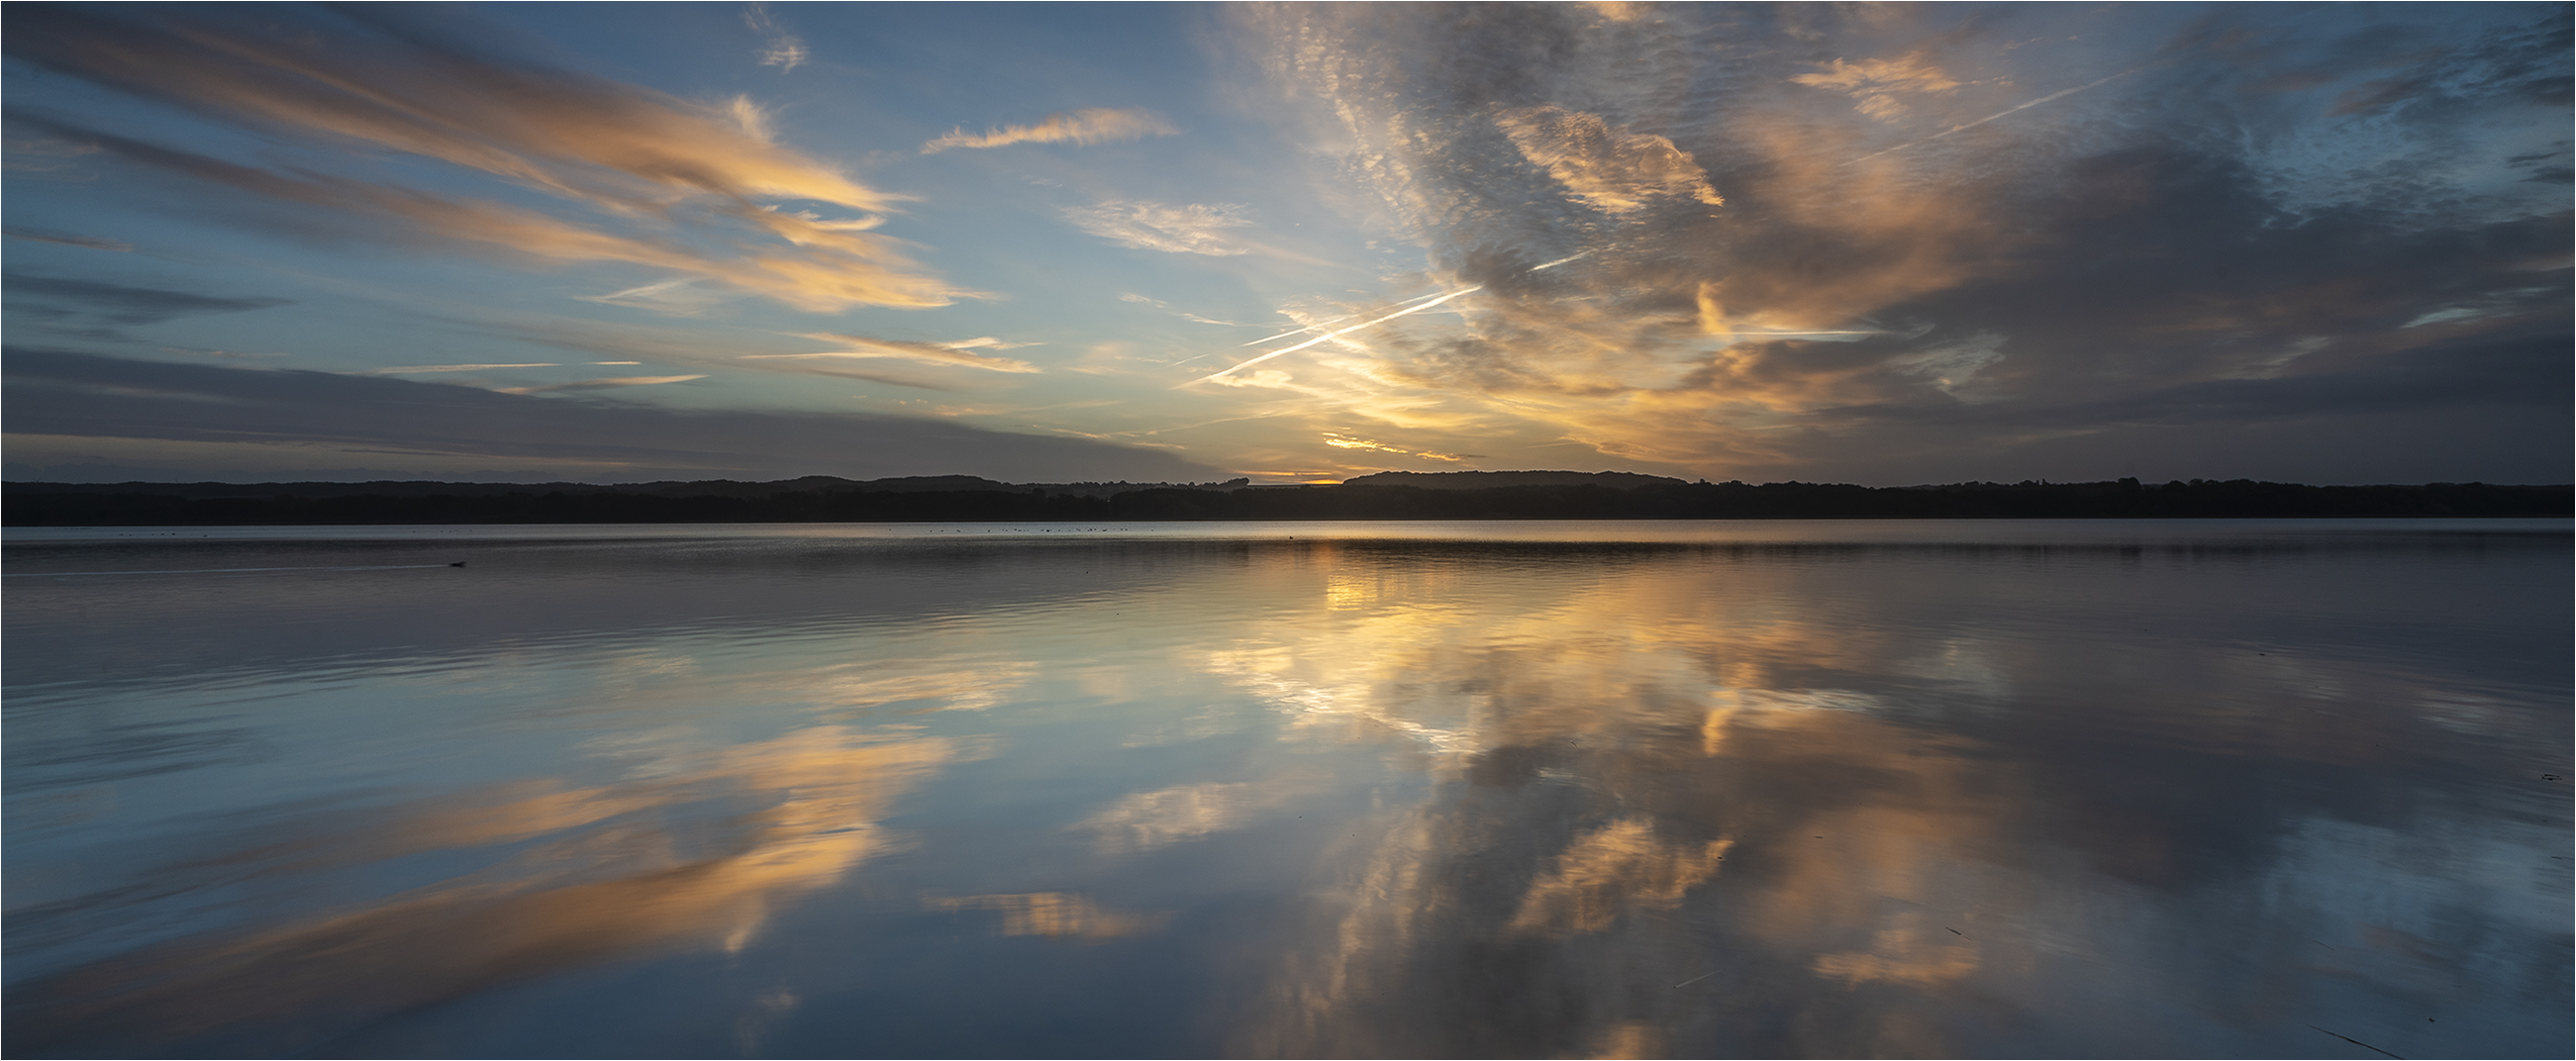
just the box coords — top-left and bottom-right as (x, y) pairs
(5, 3), (2567, 486)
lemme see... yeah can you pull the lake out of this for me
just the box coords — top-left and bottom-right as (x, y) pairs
(5, 520), (2568, 1058)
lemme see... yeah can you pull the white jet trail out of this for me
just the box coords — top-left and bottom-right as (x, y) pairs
(1189, 286), (1484, 385)
(1237, 253), (1586, 346)
(1842, 68), (2137, 167)
(1240, 290), (1449, 346)
(1240, 318), (1352, 346)
(1189, 252), (1594, 385)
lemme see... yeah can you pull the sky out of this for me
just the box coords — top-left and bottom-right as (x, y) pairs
(2, 2), (2567, 486)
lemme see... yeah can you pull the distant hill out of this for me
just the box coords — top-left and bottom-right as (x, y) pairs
(1340, 470), (1688, 490)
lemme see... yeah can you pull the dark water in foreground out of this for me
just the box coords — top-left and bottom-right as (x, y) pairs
(5, 520), (2568, 1058)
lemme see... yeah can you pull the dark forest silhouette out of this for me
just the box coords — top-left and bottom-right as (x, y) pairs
(7, 473), (2567, 525)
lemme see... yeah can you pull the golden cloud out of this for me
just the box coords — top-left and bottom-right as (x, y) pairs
(921, 107), (1178, 152)
(753, 333), (1045, 373)
(1065, 200), (1254, 255)
(1496, 105), (1724, 213)
(8, 10), (959, 312)
(1791, 53), (1967, 122)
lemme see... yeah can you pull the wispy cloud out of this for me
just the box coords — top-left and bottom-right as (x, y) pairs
(14, 114), (960, 313)
(3, 226), (131, 251)
(754, 334), (1044, 373)
(1322, 433), (1465, 461)
(1496, 106), (1723, 213)
(365, 363), (560, 374)
(1065, 201), (1252, 255)
(1792, 53), (1966, 122)
(6, 347), (1224, 481)
(3, 8), (959, 312)
(921, 107), (1176, 153)
(495, 374), (707, 395)
(576, 278), (732, 316)
(743, 3), (808, 71)
(5, 272), (289, 324)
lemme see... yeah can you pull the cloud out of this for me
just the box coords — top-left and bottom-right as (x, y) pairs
(576, 278), (733, 316)
(743, 3), (807, 71)
(1496, 105), (1723, 213)
(364, 363), (561, 374)
(5, 273), (290, 324)
(3, 226), (131, 251)
(920, 107), (1177, 153)
(1064, 200), (1252, 255)
(2, 7), (959, 312)
(754, 334), (1044, 373)
(1791, 53), (1966, 121)
(381, 314), (1005, 393)
(494, 374), (707, 395)
(3, 346), (1226, 482)
(1216, 4), (2572, 484)
(10, 113), (961, 313)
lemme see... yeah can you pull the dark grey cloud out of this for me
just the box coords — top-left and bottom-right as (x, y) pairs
(1236, 4), (2570, 483)
(5, 273), (291, 325)
(3, 227), (132, 251)
(2, 348), (1225, 483)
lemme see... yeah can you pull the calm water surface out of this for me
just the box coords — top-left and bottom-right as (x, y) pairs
(5, 520), (2568, 1058)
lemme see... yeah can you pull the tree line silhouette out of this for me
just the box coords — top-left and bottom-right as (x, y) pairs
(6, 476), (2567, 525)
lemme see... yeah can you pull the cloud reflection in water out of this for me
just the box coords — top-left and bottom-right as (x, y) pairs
(2, 526), (2565, 1057)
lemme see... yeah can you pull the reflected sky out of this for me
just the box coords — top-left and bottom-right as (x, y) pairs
(6, 522), (2568, 1057)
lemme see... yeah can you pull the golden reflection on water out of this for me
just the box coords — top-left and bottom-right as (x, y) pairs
(7, 530), (2567, 1057)
(927, 893), (1165, 940)
(23, 726), (957, 1047)
(1174, 547), (2039, 1056)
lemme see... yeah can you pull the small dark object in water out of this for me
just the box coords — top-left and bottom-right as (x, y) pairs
(448, 561), (466, 567)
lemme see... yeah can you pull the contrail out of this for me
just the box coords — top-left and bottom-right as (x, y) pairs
(1240, 317), (1349, 345)
(1193, 252), (1593, 385)
(1188, 287), (1483, 385)
(1842, 68), (2137, 167)
(1240, 290), (1452, 346)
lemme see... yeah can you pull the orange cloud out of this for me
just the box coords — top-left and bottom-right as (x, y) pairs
(7, 10), (957, 311)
